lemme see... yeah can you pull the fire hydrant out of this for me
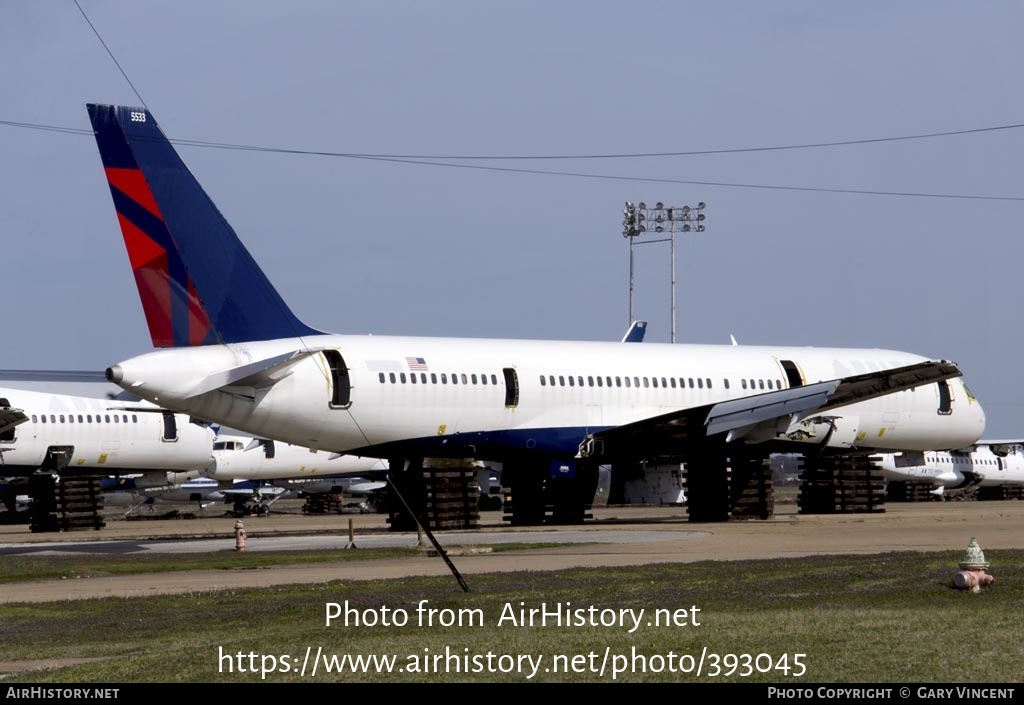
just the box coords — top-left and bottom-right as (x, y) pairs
(953, 537), (993, 592)
(234, 520), (247, 552)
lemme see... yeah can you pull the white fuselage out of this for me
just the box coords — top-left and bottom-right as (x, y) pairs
(876, 445), (1024, 491)
(108, 335), (986, 461)
(0, 387), (215, 477)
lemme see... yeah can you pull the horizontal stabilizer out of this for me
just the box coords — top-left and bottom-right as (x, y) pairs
(0, 406), (28, 436)
(186, 348), (325, 399)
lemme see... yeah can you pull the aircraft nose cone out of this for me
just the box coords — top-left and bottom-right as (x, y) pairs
(105, 365), (123, 384)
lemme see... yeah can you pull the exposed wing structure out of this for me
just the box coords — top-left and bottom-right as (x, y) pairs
(580, 359), (963, 461)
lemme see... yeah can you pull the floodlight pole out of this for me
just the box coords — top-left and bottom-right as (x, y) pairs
(621, 201), (707, 343)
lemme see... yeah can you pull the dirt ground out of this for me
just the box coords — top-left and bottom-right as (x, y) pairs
(2, 497), (1021, 604)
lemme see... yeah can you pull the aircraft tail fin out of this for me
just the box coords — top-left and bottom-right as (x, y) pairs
(86, 103), (323, 347)
(621, 320), (647, 343)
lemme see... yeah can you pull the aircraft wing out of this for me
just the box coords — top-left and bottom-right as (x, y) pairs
(578, 359), (963, 461)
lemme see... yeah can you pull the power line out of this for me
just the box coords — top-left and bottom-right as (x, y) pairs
(2, 118), (1022, 201)
(73, 0), (149, 111)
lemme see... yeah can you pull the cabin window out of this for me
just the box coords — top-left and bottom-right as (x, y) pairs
(568, 376), (575, 387)
(706, 378), (713, 389)
(410, 373), (417, 384)
(540, 376), (546, 386)
(587, 376), (594, 387)
(400, 373), (407, 383)
(597, 376), (604, 388)
(431, 373), (437, 384)
(390, 373), (397, 383)
(724, 379), (730, 390)
(697, 379), (703, 390)
(32, 415), (38, 423)
(441, 373), (447, 384)
(472, 374), (479, 385)
(652, 377), (659, 388)
(461, 374), (468, 385)
(481, 374), (488, 385)
(421, 373), (427, 383)
(379, 372), (386, 383)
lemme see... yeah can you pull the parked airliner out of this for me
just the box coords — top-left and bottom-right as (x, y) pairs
(0, 386), (215, 517)
(86, 103), (986, 523)
(876, 442), (1024, 497)
(0, 386), (214, 477)
(206, 434), (388, 483)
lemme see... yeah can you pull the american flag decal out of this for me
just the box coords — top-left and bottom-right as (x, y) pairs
(406, 356), (428, 371)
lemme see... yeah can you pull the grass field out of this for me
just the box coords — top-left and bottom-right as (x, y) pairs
(2, 548), (1022, 683)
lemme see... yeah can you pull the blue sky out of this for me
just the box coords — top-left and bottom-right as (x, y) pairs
(2, 1), (1023, 436)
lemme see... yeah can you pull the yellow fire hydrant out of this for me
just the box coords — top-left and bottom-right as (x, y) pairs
(234, 520), (247, 552)
(953, 537), (993, 592)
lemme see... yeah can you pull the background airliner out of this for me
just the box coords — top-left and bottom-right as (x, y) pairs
(206, 433), (389, 514)
(87, 103), (986, 526)
(877, 441), (1024, 499)
(0, 386), (214, 527)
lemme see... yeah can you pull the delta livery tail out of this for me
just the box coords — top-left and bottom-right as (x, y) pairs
(88, 104), (322, 347)
(87, 103), (986, 524)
